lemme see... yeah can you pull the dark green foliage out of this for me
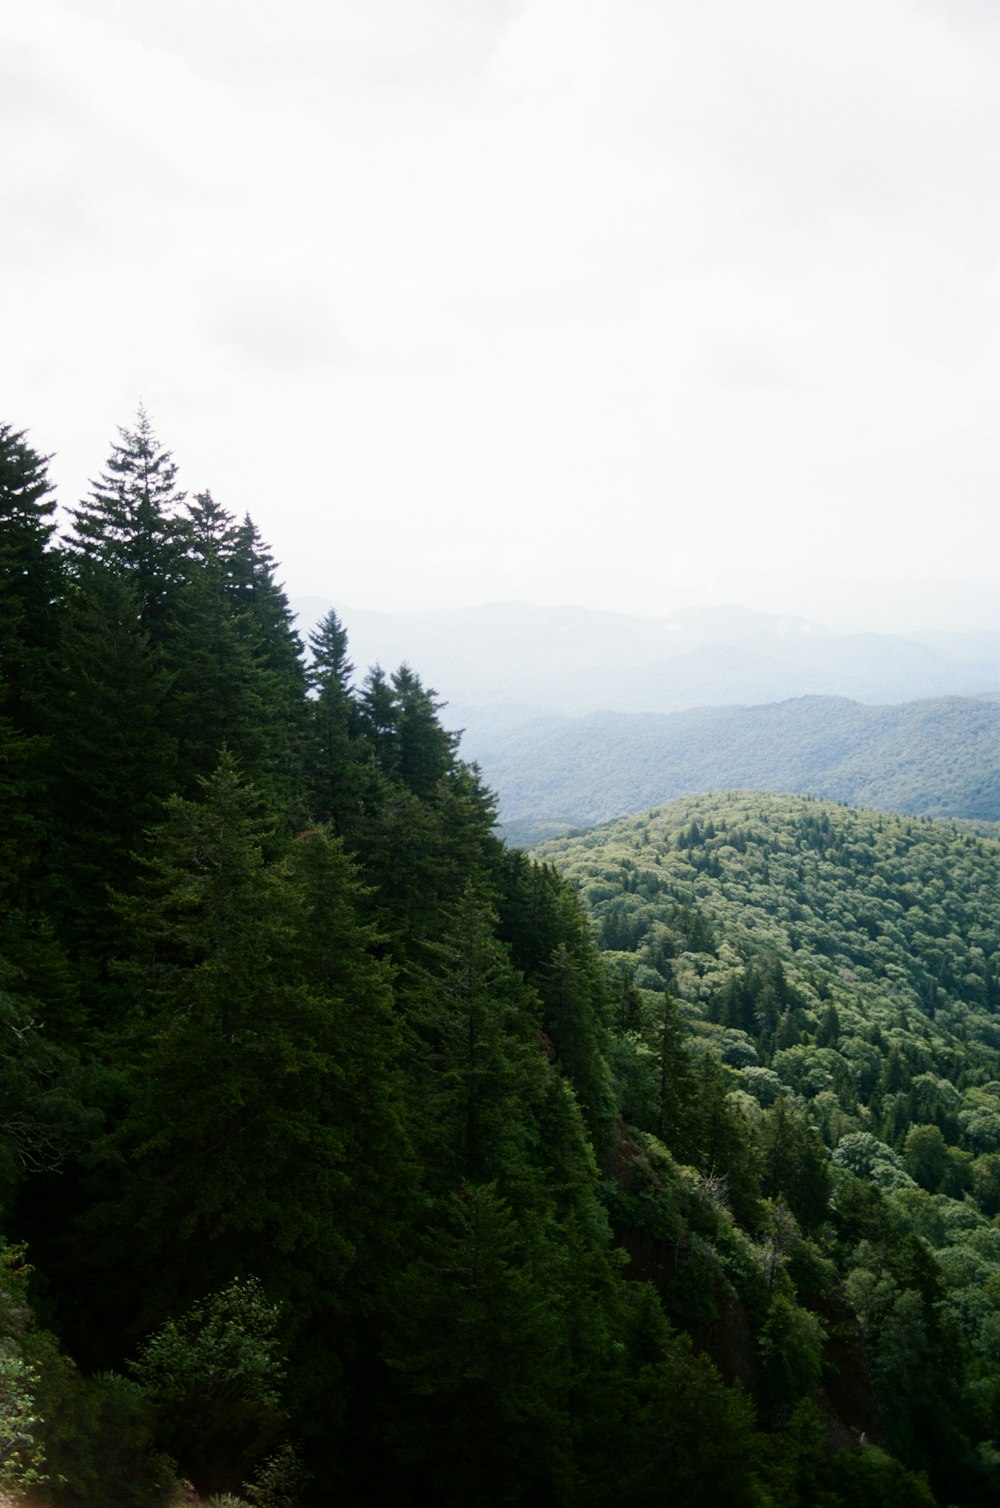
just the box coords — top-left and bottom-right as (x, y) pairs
(102, 758), (408, 1340)
(68, 406), (187, 641)
(128, 1276), (285, 1492)
(494, 850), (615, 1144)
(0, 423), (62, 732)
(302, 609), (368, 835)
(830, 1447), (937, 1508)
(655, 986), (696, 1151)
(223, 515), (307, 811)
(45, 564), (178, 962)
(759, 1099), (831, 1232)
(384, 1182), (574, 1506)
(165, 491), (283, 793)
(12, 410), (1000, 1507)
(758, 1287), (824, 1417)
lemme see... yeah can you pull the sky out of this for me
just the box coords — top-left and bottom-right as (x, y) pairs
(4, 0), (1000, 633)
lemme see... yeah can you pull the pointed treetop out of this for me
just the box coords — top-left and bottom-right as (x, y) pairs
(67, 407), (188, 631)
(0, 424), (55, 532)
(308, 609), (354, 694)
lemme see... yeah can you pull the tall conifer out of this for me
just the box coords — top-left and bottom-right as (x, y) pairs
(68, 406), (187, 640)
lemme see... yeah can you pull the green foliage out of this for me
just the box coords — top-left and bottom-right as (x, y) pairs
(0, 422), (62, 744)
(33, 1366), (176, 1508)
(68, 405), (187, 639)
(16, 408), (1000, 1505)
(758, 1287), (824, 1417)
(831, 1446), (938, 1506)
(540, 792), (1000, 1504)
(129, 1277), (285, 1491)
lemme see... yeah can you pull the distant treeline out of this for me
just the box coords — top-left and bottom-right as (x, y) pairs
(479, 696), (1000, 846)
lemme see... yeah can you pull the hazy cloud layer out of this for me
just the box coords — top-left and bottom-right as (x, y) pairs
(4, 0), (999, 628)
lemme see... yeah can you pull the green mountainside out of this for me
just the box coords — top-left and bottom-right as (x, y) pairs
(5, 412), (1000, 1506)
(538, 792), (1000, 1504)
(470, 695), (1000, 845)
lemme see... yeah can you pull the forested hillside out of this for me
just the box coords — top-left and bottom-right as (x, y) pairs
(467, 696), (1000, 845)
(539, 792), (1000, 1506)
(2, 412), (998, 1506)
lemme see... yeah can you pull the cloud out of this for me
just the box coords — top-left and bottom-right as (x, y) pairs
(4, 0), (1000, 624)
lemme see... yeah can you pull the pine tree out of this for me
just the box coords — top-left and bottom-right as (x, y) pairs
(86, 757), (415, 1487)
(384, 1181), (574, 1506)
(391, 664), (459, 801)
(302, 609), (369, 835)
(655, 986), (695, 1156)
(224, 515), (307, 811)
(357, 665), (399, 778)
(46, 564), (177, 964)
(165, 492), (283, 793)
(0, 423), (62, 733)
(68, 406), (187, 640)
(0, 426), (63, 918)
(497, 862), (615, 1147)
(103, 756), (406, 1318)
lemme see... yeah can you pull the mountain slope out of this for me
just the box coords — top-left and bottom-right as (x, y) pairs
(539, 791), (1000, 1053)
(538, 793), (1000, 1501)
(465, 695), (1000, 841)
(536, 796), (1000, 1501)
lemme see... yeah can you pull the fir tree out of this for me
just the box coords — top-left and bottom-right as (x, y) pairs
(0, 423), (62, 733)
(302, 609), (369, 836)
(46, 564), (177, 964)
(224, 515), (307, 811)
(67, 406), (187, 640)
(165, 492), (283, 793)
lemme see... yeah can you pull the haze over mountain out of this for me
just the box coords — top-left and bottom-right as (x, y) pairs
(293, 598), (1000, 838)
(293, 598), (1000, 720)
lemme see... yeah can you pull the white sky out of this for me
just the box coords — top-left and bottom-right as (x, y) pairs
(4, 0), (1000, 632)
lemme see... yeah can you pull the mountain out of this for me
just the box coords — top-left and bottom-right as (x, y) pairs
(292, 597), (1000, 715)
(18, 412), (1000, 1506)
(459, 694), (1000, 843)
(537, 791), (1000, 1504)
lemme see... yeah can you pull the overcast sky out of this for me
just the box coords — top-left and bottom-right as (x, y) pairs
(5, 0), (1000, 631)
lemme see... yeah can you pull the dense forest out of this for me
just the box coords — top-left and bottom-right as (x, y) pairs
(477, 696), (1000, 847)
(2, 411), (999, 1506)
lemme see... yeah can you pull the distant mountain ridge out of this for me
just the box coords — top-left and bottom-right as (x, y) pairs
(292, 597), (1000, 716)
(466, 695), (1000, 843)
(290, 598), (1000, 840)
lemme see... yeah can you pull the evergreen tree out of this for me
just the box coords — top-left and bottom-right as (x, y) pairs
(384, 1181), (575, 1506)
(655, 986), (696, 1156)
(357, 664), (399, 778)
(165, 492), (284, 793)
(391, 664), (459, 801)
(759, 1099), (831, 1233)
(495, 853), (615, 1146)
(0, 426), (63, 917)
(76, 752), (411, 1477)
(67, 407), (187, 640)
(46, 564), (177, 965)
(224, 515), (307, 811)
(0, 423), (62, 733)
(302, 609), (369, 835)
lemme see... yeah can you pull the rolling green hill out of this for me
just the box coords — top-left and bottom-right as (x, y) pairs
(536, 792), (1000, 1504)
(538, 790), (1000, 1062)
(473, 695), (1000, 844)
